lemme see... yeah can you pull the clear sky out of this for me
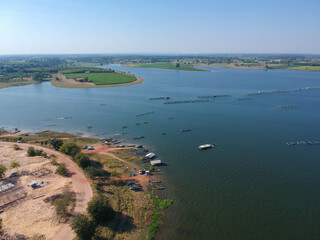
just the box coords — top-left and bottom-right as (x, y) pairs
(0, 0), (319, 54)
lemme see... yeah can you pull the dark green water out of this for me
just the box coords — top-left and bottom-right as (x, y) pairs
(1, 66), (320, 239)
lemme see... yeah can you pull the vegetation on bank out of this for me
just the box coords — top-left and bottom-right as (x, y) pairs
(148, 194), (173, 240)
(269, 65), (320, 72)
(126, 62), (206, 71)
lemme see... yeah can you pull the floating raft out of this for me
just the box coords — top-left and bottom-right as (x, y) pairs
(286, 141), (320, 146)
(136, 111), (154, 117)
(291, 86), (320, 92)
(245, 90), (288, 96)
(149, 97), (171, 100)
(278, 105), (297, 109)
(133, 136), (145, 140)
(197, 94), (230, 98)
(153, 185), (166, 190)
(238, 97), (252, 101)
(164, 100), (210, 104)
(181, 129), (192, 132)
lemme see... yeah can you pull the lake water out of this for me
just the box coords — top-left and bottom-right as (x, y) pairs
(1, 65), (320, 240)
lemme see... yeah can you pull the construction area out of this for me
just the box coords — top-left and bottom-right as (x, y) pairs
(0, 143), (71, 239)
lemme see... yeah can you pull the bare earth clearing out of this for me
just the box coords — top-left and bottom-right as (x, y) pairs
(0, 142), (93, 240)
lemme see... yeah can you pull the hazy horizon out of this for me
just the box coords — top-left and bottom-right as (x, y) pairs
(1, 0), (320, 55)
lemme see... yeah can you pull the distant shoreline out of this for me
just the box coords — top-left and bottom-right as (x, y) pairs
(194, 63), (320, 72)
(123, 63), (209, 72)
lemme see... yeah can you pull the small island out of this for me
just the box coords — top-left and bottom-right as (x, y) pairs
(52, 68), (142, 88)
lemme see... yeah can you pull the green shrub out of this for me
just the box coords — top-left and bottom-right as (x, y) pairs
(56, 164), (68, 177)
(27, 147), (44, 157)
(71, 214), (96, 240)
(10, 161), (20, 170)
(159, 199), (173, 210)
(60, 142), (80, 157)
(0, 165), (6, 179)
(27, 147), (36, 156)
(148, 222), (162, 240)
(35, 149), (43, 156)
(74, 153), (91, 169)
(84, 167), (104, 179)
(87, 195), (115, 224)
(50, 138), (63, 151)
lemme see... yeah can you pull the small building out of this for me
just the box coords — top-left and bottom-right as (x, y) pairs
(28, 181), (37, 188)
(146, 152), (155, 159)
(150, 160), (162, 166)
(0, 183), (15, 193)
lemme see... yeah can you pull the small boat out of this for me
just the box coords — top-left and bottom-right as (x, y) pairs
(87, 125), (92, 129)
(136, 123), (141, 126)
(150, 180), (161, 183)
(133, 136), (145, 140)
(181, 129), (192, 132)
(153, 185), (165, 190)
(161, 132), (167, 135)
(198, 144), (214, 150)
(122, 126), (128, 129)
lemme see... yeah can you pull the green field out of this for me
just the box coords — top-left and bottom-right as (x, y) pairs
(126, 62), (206, 71)
(239, 63), (262, 66)
(287, 66), (320, 72)
(269, 65), (320, 72)
(65, 72), (136, 85)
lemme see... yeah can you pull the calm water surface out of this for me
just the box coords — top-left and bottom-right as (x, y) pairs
(1, 66), (320, 240)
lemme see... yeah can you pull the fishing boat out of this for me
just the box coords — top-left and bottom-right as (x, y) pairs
(181, 129), (192, 132)
(133, 136), (145, 140)
(153, 185), (166, 190)
(198, 144), (214, 150)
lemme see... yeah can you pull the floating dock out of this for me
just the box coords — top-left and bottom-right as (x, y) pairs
(197, 94), (230, 98)
(149, 97), (171, 100)
(164, 100), (210, 104)
(136, 111), (154, 117)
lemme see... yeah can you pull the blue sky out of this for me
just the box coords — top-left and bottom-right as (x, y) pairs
(0, 0), (319, 54)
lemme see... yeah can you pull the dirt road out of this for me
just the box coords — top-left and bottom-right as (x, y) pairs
(0, 142), (93, 240)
